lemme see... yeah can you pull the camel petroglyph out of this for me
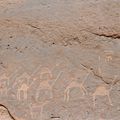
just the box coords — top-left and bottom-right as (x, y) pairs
(92, 75), (117, 107)
(64, 72), (91, 102)
(29, 101), (49, 120)
(104, 50), (114, 62)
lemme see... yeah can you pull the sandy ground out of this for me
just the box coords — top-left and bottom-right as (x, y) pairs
(0, 0), (120, 120)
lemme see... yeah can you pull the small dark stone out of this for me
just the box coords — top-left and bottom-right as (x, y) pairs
(0, 62), (3, 64)
(9, 36), (13, 38)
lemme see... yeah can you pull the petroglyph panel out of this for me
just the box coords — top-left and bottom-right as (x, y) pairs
(0, 0), (120, 120)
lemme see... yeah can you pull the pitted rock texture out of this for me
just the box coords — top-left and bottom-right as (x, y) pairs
(0, 0), (120, 120)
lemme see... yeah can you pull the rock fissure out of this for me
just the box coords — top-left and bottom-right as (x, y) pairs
(26, 23), (44, 33)
(84, 30), (120, 39)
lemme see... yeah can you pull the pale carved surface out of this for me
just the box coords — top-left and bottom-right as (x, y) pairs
(0, 0), (120, 120)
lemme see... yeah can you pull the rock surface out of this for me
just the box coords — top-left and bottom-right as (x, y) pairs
(0, 0), (120, 120)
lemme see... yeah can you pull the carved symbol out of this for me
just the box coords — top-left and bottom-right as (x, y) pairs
(64, 71), (90, 102)
(92, 75), (117, 107)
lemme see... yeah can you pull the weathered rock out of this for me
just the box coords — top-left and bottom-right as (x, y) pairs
(0, 0), (120, 120)
(0, 104), (15, 120)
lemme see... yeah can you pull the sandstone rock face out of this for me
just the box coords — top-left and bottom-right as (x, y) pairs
(0, 0), (120, 120)
(0, 105), (14, 120)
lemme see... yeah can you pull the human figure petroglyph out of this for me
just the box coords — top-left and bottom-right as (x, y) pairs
(64, 72), (91, 102)
(36, 68), (63, 100)
(36, 67), (53, 99)
(28, 64), (58, 87)
(40, 67), (53, 80)
(17, 83), (29, 101)
(92, 75), (117, 107)
(13, 72), (31, 88)
(29, 101), (49, 120)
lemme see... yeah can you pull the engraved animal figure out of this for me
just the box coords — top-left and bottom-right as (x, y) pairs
(104, 50), (114, 62)
(92, 75), (117, 107)
(64, 72), (90, 102)
(98, 53), (113, 76)
(36, 68), (62, 100)
(30, 101), (49, 120)
(17, 83), (29, 101)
